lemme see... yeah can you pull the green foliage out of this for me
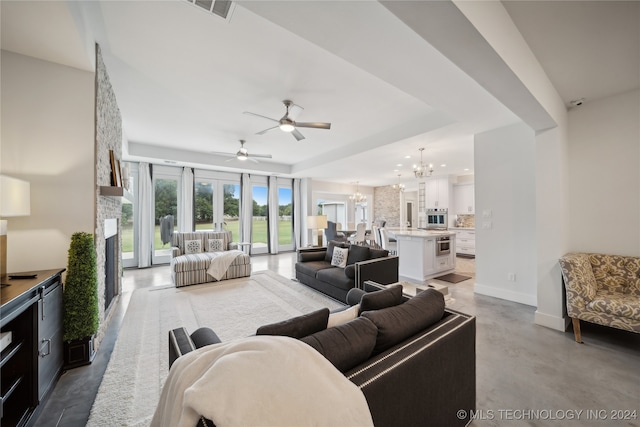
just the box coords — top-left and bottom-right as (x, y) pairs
(121, 203), (133, 225)
(223, 184), (239, 216)
(63, 232), (99, 342)
(154, 178), (177, 224)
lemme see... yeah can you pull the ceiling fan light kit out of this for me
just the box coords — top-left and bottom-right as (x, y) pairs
(244, 100), (331, 141)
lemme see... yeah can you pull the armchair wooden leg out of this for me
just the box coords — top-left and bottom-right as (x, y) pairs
(571, 318), (583, 343)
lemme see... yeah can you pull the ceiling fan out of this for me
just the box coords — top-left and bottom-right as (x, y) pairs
(244, 99), (331, 141)
(211, 140), (272, 164)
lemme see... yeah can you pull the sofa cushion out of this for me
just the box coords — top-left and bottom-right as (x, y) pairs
(171, 252), (250, 273)
(347, 244), (370, 265)
(369, 248), (389, 259)
(359, 284), (403, 315)
(361, 288), (445, 354)
(301, 316), (378, 372)
(325, 241), (349, 263)
(331, 247), (349, 268)
(588, 291), (640, 321)
(295, 260), (335, 277)
(316, 267), (354, 291)
(256, 308), (330, 338)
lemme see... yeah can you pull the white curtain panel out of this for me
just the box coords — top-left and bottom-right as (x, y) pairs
(137, 162), (153, 268)
(300, 178), (310, 247)
(240, 173), (252, 254)
(292, 178), (302, 250)
(268, 175), (279, 254)
(178, 167), (194, 232)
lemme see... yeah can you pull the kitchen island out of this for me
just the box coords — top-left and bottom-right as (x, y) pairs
(387, 228), (456, 282)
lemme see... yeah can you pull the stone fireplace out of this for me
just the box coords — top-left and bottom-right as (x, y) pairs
(104, 218), (119, 311)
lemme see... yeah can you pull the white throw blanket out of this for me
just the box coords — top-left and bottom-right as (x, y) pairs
(206, 250), (244, 281)
(151, 335), (374, 427)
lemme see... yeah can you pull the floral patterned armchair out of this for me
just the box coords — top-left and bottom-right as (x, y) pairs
(559, 253), (640, 342)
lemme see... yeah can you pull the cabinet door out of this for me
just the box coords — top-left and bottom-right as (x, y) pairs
(454, 184), (474, 214)
(425, 177), (450, 209)
(38, 283), (63, 400)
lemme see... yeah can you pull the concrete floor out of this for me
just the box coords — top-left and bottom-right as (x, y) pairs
(34, 253), (640, 427)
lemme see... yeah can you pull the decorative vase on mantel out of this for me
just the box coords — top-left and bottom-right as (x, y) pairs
(62, 232), (99, 369)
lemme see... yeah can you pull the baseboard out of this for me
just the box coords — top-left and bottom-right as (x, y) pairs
(534, 310), (570, 331)
(474, 283), (537, 307)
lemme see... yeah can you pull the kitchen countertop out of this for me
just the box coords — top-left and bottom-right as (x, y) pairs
(449, 227), (476, 230)
(386, 227), (456, 237)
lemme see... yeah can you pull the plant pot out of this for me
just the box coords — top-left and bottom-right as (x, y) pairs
(63, 335), (96, 369)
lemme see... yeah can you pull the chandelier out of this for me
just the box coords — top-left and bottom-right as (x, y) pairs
(413, 148), (434, 178)
(349, 182), (367, 203)
(392, 174), (405, 192)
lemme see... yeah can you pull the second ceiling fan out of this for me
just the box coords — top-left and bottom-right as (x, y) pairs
(244, 100), (331, 141)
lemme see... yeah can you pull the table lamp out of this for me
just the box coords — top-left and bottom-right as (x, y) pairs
(307, 215), (328, 247)
(1, 175), (31, 281)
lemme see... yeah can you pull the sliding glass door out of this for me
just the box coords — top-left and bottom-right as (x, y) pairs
(152, 165), (181, 265)
(194, 170), (241, 243)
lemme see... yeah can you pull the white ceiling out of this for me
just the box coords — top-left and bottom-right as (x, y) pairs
(2, 1), (638, 189)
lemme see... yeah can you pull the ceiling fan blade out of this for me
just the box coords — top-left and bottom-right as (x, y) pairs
(247, 157), (260, 164)
(295, 122), (331, 130)
(292, 128), (305, 141)
(249, 153), (272, 159)
(224, 157), (236, 162)
(243, 111), (279, 123)
(256, 125), (279, 135)
(211, 151), (236, 157)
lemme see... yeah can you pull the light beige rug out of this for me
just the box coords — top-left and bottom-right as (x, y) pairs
(87, 271), (344, 427)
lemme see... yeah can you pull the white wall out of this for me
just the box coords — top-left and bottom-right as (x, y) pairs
(474, 122), (538, 306)
(568, 90), (640, 256)
(1, 50), (95, 272)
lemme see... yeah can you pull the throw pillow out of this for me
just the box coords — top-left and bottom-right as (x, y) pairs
(331, 247), (349, 268)
(358, 284), (403, 315)
(346, 244), (370, 265)
(361, 288), (445, 354)
(301, 316), (378, 372)
(208, 238), (225, 252)
(256, 308), (330, 339)
(325, 241), (349, 263)
(184, 239), (202, 254)
(327, 305), (360, 328)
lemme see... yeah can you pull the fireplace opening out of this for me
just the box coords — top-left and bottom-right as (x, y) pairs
(105, 234), (117, 311)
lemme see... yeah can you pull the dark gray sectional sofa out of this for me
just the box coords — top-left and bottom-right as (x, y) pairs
(295, 241), (399, 302)
(168, 285), (476, 427)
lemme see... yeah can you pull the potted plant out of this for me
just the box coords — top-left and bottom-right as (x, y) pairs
(63, 231), (99, 368)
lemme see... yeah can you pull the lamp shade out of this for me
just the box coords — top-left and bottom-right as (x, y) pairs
(307, 215), (328, 229)
(1, 175), (31, 217)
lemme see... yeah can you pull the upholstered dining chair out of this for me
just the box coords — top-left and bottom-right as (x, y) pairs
(348, 222), (366, 246)
(368, 224), (381, 248)
(325, 221), (347, 243)
(379, 228), (397, 255)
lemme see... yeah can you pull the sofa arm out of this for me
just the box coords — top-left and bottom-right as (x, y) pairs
(559, 253), (598, 316)
(297, 247), (327, 262)
(228, 242), (239, 250)
(355, 256), (399, 289)
(346, 311), (475, 427)
(171, 247), (181, 257)
(168, 327), (221, 368)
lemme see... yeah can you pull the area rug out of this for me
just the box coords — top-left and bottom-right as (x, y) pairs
(434, 272), (472, 283)
(87, 271), (344, 427)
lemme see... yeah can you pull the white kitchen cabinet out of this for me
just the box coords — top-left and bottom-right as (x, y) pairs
(425, 177), (451, 209)
(454, 229), (475, 256)
(453, 184), (475, 214)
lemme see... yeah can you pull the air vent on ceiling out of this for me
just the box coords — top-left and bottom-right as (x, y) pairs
(185, 0), (234, 20)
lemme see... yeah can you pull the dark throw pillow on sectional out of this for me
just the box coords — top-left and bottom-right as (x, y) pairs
(358, 284), (403, 315)
(301, 316), (378, 372)
(325, 241), (349, 263)
(361, 288), (445, 354)
(369, 248), (389, 259)
(256, 308), (330, 339)
(346, 244), (370, 265)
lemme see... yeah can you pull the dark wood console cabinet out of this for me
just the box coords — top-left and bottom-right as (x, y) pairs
(1, 269), (65, 427)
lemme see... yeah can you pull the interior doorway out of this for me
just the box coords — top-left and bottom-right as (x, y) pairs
(406, 201), (413, 228)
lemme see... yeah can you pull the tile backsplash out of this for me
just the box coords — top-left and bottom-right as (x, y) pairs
(454, 214), (475, 228)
